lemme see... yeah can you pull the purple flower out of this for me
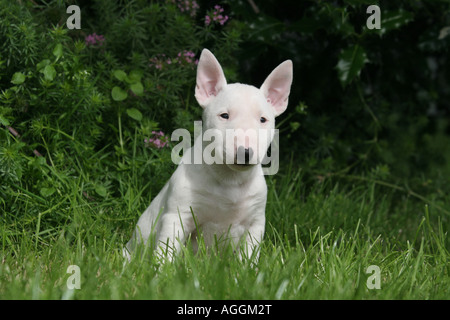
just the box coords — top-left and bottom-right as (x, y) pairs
(205, 15), (211, 26)
(144, 131), (169, 149)
(205, 5), (229, 26)
(171, 0), (199, 17)
(220, 16), (229, 25)
(85, 33), (105, 47)
(149, 50), (197, 70)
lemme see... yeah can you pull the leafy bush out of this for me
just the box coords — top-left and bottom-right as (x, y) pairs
(232, 0), (450, 181)
(0, 0), (448, 230)
(0, 0), (241, 229)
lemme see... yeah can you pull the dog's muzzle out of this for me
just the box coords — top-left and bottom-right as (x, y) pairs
(236, 146), (254, 165)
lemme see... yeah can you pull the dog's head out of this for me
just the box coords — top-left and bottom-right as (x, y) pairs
(195, 49), (293, 172)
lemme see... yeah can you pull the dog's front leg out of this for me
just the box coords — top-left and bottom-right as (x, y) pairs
(241, 217), (265, 262)
(155, 212), (194, 261)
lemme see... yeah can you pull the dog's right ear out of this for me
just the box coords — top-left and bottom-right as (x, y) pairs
(195, 49), (227, 108)
(260, 60), (293, 117)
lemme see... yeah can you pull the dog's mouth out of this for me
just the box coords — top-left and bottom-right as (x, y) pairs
(235, 163), (254, 167)
(221, 146), (263, 170)
(227, 162), (257, 172)
(234, 146), (256, 165)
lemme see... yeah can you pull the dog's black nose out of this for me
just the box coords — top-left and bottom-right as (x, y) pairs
(237, 146), (254, 165)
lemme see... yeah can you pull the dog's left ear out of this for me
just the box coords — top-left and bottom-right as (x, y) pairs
(260, 60), (293, 117)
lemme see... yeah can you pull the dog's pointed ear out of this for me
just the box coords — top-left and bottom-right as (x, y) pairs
(195, 49), (227, 108)
(260, 60), (293, 117)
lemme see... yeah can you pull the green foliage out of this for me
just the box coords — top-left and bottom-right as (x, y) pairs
(112, 69), (144, 101)
(231, 0), (450, 192)
(336, 44), (368, 88)
(0, 0), (240, 230)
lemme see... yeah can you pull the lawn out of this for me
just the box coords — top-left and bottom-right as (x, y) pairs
(1, 165), (448, 300)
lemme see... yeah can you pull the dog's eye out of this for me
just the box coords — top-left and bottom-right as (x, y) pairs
(220, 113), (229, 119)
(260, 117), (267, 123)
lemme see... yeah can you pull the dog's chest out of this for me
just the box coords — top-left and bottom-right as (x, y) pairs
(193, 176), (264, 222)
(169, 164), (267, 248)
(193, 184), (257, 221)
(190, 184), (263, 248)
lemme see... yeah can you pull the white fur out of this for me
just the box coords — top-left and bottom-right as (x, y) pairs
(124, 49), (293, 261)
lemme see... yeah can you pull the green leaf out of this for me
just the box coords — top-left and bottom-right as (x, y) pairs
(128, 70), (143, 83)
(11, 72), (25, 84)
(290, 122), (300, 132)
(130, 82), (144, 96)
(111, 86), (128, 101)
(95, 185), (107, 197)
(43, 65), (56, 81)
(113, 70), (127, 82)
(380, 10), (413, 35)
(53, 43), (63, 59)
(325, 5), (355, 36)
(116, 161), (129, 170)
(40, 187), (56, 197)
(126, 108), (143, 121)
(336, 45), (368, 88)
(0, 115), (10, 126)
(36, 59), (51, 71)
(114, 145), (127, 157)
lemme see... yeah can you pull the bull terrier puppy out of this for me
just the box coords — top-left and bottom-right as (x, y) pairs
(125, 49), (293, 261)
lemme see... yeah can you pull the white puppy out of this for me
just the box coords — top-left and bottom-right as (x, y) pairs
(125, 49), (293, 261)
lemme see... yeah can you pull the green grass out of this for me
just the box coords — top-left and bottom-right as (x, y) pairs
(1, 165), (448, 300)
